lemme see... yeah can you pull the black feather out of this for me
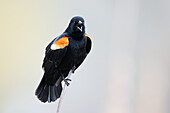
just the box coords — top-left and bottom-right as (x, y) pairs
(35, 16), (92, 103)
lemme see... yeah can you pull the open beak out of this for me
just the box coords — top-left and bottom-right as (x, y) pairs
(77, 21), (83, 32)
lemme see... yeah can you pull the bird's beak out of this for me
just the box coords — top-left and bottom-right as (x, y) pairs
(77, 21), (83, 32)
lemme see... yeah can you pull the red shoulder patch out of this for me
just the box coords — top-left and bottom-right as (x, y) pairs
(85, 34), (92, 42)
(51, 37), (69, 50)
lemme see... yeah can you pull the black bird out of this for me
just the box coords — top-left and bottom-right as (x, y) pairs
(35, 16), (92, 103)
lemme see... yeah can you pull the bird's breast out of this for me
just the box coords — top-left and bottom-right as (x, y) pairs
(59, 37), (87, 69)
(69, 38), (87, 60)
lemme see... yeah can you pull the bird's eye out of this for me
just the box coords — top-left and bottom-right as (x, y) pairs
(74, 21), (78, 24)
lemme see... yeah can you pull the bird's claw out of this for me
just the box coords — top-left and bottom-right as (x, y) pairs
(63, 78), (71, 86)
(62, 75), (71, 86)
(65, 78), (71, 81)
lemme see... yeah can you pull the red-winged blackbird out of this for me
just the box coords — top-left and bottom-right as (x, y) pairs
(35, 16), (92, 103)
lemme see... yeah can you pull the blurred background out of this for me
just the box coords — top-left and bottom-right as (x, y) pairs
(0, 0), (170, 113)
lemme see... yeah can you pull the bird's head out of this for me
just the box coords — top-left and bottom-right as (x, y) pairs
(65, 16), (85, 37)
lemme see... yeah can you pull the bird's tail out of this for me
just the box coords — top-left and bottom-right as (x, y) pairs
(35, 76), (62, 103)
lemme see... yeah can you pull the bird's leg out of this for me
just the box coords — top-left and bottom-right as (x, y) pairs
(60, 72), (71, 86)
(72, 66), (76, 73)
(54, 62), (58, 68)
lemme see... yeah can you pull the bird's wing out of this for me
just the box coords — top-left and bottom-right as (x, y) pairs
(72, 34), (92, 73)
(85, 33), (92, 54)
(36, 36), (69, 102)
(42, 35), (69, 73)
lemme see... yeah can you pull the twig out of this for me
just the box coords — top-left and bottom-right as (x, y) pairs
(56, 70), (72, 113)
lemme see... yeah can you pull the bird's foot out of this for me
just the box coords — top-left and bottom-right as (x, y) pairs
(62, 76), (71, 86)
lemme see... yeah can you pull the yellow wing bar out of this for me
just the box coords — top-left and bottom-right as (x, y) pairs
(51, 37), (69, 50)
(85, 34), (92, 42)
